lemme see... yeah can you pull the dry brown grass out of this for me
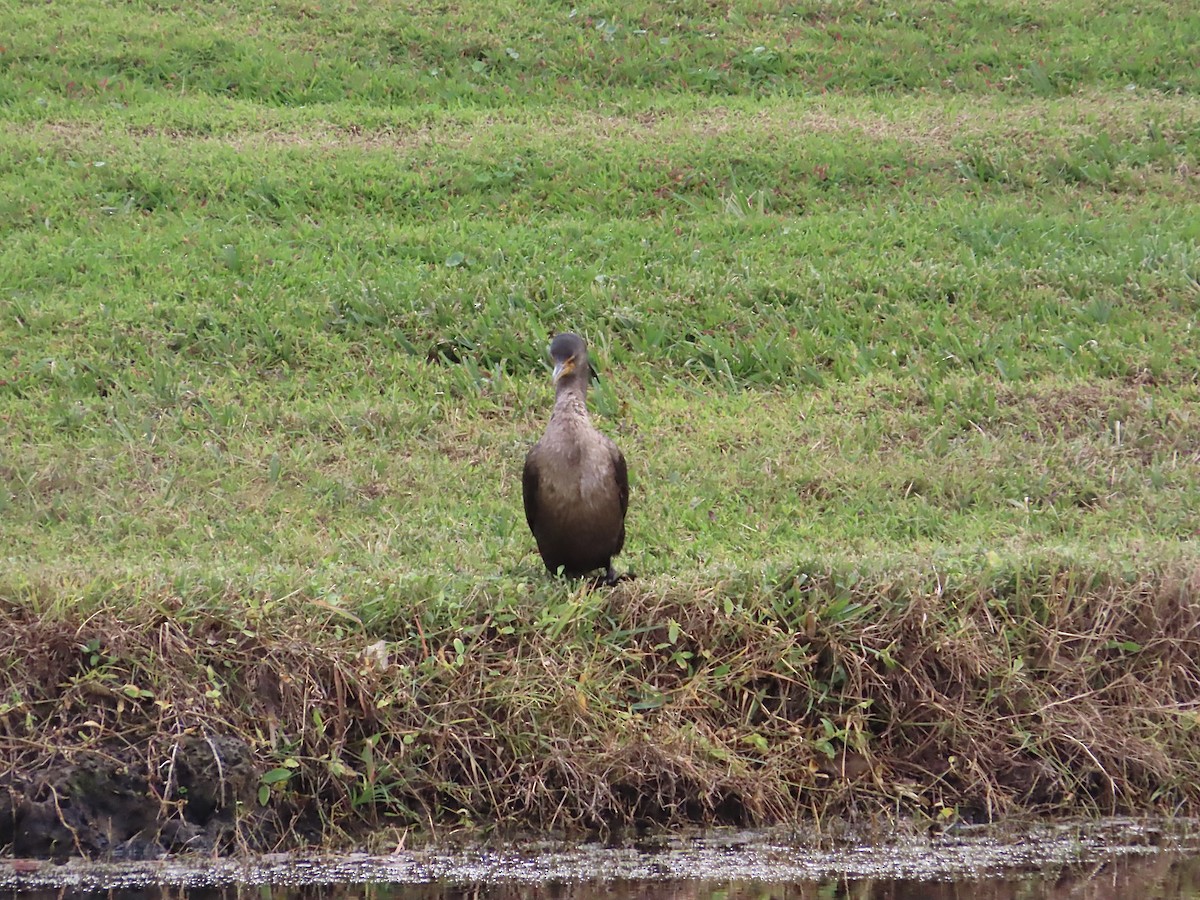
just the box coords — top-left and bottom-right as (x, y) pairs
(17, 88), (1200, 159)
(3, 559), (1199, 855)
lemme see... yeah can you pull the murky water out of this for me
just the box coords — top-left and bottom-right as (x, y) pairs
(4, 820), (1200, 899)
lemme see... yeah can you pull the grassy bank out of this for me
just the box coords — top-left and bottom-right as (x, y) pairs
(2, 0), (1199, 851)
(4, 560), (1200, 849)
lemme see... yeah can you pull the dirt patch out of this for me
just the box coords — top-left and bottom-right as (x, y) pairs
(1000, 381), (1198, 465)
(1014, 382), (1146, 438)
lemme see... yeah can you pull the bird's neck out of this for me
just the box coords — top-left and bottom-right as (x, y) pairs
(552, 383), (590, 422)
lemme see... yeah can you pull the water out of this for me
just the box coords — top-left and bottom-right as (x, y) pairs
(4, 819), (1200, 899)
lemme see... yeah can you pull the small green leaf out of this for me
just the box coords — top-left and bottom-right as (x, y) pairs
(1104, 639), (1142, 653)
(743, 732), (769, 752)
(631, 691), (666, 711)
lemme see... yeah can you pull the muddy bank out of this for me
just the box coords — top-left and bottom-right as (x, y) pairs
(0, 735), (280, 859)
(3, 563), (1200, 858)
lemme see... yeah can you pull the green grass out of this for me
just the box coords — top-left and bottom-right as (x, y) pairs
(1, 0), (1200, 850)
(4, 98), (1198, 602)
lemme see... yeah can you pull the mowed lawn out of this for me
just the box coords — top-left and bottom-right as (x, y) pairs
(1, 0), (1198, 612)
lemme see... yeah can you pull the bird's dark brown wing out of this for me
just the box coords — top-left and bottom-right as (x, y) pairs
(522, 452), (539, 534)
(610, 443), (629, 557)
(612, 444), (629, 518)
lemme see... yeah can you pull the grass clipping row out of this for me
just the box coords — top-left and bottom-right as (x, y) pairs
(3, 559), (1200, 853)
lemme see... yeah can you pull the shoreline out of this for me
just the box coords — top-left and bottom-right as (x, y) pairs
(4, 818), (1200, 889)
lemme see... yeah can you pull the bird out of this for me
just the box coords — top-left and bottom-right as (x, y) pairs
(523, 332), (629, 585)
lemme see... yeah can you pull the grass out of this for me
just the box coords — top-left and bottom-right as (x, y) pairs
(1, 0), (1200, 854)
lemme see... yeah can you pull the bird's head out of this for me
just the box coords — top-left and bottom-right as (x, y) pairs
(549, 332), (589, 385)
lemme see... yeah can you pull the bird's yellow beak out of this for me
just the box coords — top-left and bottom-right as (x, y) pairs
(552, 357), (576, 383)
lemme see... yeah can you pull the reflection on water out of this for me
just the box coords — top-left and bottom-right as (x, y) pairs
(222, 852), (1200, 899)
(8, 853), (1200, 900)
(4, 821), (1200, 900)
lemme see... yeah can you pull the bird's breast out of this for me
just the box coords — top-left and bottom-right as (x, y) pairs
(537, 440), (618, 513)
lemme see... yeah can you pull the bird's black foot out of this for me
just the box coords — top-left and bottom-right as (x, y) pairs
(601, 565), (635, 586)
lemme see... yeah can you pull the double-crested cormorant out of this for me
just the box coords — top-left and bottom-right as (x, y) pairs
(523, 332), (629, 584)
